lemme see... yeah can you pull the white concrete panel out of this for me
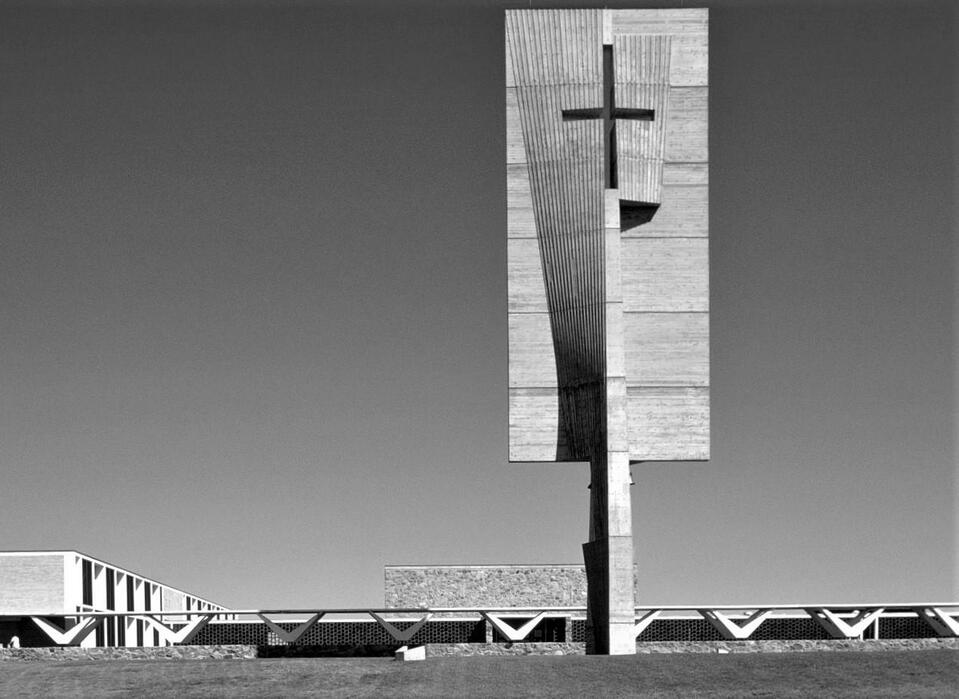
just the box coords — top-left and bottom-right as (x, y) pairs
(623, 238), (709, 312)
(624, 312), (709, 386)
(627, 387), (710, 461)
(508, 387), (569, 462)
(508, 312), (557, 388)
(508, 238), (548, 313)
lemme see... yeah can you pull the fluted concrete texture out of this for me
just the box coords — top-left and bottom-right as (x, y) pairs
(506, 9), (709, 464)
(505, 8), (708, 655)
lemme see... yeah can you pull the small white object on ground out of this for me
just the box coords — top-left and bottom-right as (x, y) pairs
(395, 645), (426, 661)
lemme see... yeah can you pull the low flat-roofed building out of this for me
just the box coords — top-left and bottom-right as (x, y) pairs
(0, 550), (226, 648)
(382, 565), (948, 645)
(385, 564), (634, 643)
(1, 556), (948, 648)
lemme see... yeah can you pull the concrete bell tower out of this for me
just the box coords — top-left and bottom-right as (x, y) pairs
(505, 8), (709, 655)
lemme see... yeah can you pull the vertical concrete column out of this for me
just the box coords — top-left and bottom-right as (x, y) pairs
(115, 574), (131, 648)
(584, 190), (635, 655)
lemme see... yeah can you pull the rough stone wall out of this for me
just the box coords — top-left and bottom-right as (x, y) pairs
(3, 639), (957, 660)
(426, 638), (959, 657)
(0, 645), (255, 661)
(0, 554), (64, 614)
(384, 565), (638, 607)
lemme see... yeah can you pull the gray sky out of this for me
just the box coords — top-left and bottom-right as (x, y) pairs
(0, 0), (955, 608)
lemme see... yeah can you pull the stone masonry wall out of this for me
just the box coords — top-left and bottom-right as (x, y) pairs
(0, 645), (255, 661)
(426, 638), (959, 656)
(3, 639), (957, 660)
(384, 565), (638, 608)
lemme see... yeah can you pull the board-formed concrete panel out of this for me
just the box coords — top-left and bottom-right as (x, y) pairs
(506, 8), (708, 655)
(507, 238), (549, 313)
(507, 9), (709, 463)
(0, 553), (64, 614)
(665, 88), (708, 163)
(624, 312), (710, 386)
(627, 386), (710, 461)
(622, 238), (709, 312)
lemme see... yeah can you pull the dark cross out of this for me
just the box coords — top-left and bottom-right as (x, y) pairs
(562, 45), (654, 189)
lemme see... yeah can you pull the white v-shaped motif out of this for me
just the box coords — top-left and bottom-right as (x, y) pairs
(806, 608), (884, 639)
(913, 607), (959, 637)
(632, 610), (661, 639)
(481, 612), (547, 642)
(369, 612), (433, 642)
(700, 609), (772, 640)
(257, 613), (325, 643)
(138, 614), (214, 645)
(30, 616), (103, 646)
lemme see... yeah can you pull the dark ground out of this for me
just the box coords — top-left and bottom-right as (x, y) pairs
(0, 649), (957, 697)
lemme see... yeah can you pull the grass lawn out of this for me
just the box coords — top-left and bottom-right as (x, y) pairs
(0, 650), (956, 697)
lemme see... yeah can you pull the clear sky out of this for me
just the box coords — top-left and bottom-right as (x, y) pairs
(0, 0), (955, 609)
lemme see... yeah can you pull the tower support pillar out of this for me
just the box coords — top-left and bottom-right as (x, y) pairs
(583, 189), (635, 655)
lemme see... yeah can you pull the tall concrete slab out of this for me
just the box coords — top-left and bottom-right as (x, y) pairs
(505, 8), (709, 655)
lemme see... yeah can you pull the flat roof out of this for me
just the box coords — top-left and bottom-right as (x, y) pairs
(0, 550), (223, 609)
(385, 564), (585, 570)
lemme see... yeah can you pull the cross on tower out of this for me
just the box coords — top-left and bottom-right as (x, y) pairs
(562, 45), (654, 189)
